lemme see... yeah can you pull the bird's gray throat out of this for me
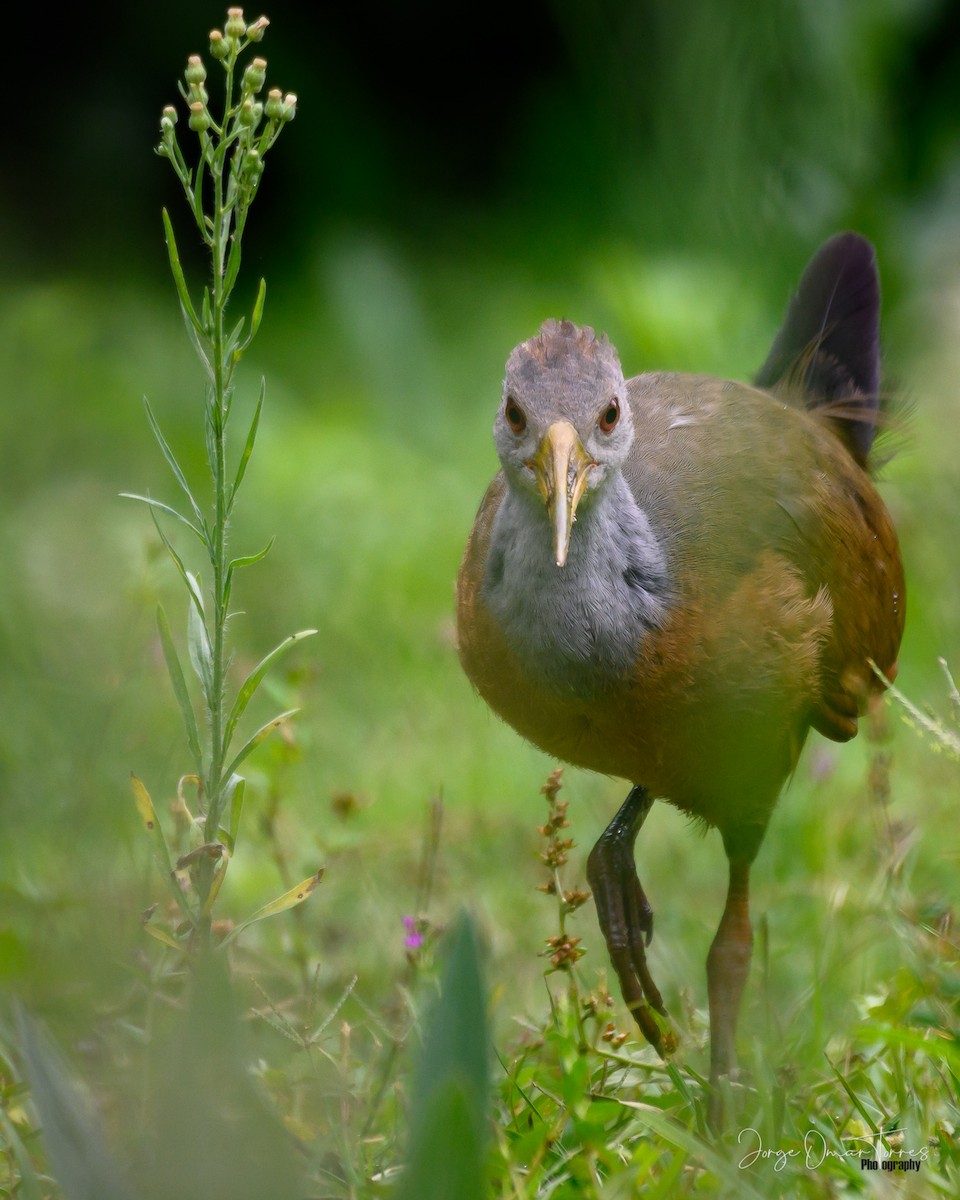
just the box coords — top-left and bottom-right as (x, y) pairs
(482, 471), (670, 697)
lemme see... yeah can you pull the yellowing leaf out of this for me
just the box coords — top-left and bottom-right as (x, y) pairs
(131, 773), (158, 832)
(218, 869), (325, 948)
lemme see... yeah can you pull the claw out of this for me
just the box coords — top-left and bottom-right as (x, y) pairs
(587, 786), (674, 1055)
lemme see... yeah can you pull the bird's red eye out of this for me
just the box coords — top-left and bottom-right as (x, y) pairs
(505, 397), (527, 434)
(599, 398), (620, 433)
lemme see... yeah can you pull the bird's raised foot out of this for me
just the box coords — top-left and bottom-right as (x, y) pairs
(587, 787), (676, 1056)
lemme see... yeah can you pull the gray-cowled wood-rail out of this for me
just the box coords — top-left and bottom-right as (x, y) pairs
(456, 233), (904, 1120)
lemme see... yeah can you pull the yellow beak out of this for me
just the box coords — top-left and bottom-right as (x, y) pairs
(528, 421), (595, 567)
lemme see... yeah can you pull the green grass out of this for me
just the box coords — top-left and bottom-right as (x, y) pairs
(0, 231), (958, 1196)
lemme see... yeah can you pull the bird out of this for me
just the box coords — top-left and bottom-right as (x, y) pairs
(456, 232), (904, 1121)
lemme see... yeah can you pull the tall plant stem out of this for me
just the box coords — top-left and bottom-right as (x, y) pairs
(138, 14), (309, 949)
(197, 59), (235, 925)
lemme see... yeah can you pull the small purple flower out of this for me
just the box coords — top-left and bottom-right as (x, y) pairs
(403, 915), (424, 950)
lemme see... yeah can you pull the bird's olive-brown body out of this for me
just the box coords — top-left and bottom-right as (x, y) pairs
(458, 369), (903, 840)
(455, 233), (905, 1124)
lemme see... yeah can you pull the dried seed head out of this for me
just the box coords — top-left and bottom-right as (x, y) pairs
(540, 767), (564, 801)
(541, 838), (573, 869)
(562, 886), (591, 913)
(544, 933), (584, 967)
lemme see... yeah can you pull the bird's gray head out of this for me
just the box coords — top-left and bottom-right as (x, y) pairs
(494, 319), (633, 565)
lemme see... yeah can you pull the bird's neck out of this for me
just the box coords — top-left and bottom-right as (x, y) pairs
(483, 471), (670, 696)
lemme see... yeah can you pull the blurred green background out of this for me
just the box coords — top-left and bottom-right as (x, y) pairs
(1, 0), (958, 1065)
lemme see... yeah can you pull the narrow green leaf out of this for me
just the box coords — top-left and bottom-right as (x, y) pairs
(161, 208), (202, 334)
(0, 1104), (42, 1200)
(228, 536), (275, 573)
(218, 869), (324, 948)
(142, 920), (185, 953)
(156, 604), (203, 774)
(221, 709), (299, 783)
(224, 232), (243, 297)
(613, 1099), (769, 1199)
(220, 535), (273, 609)
(220, 773), (246, 852)
(186, 575), (214, 701)
(120, 492), (206, 545)
(225, 313), (246, 357)
(399, 913), (491, 1200)
(191, 160), (207, 237)
(224, 629), (317, 751)
(148, 506), (205, 621)
(142, 398), (206, 530)
(199, 855), (230, 918)
(16, 1009), (138, 1200)
(246, 278), (267, 349)
(183, 310), (214, 377)
(229, 378), (265, 506)
(222, 563), (234, 617)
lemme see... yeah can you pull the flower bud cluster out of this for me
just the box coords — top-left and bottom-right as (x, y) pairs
(156, 7), (295, 169)
(208, 8), (271, 58)
(265, 88), (297, 123)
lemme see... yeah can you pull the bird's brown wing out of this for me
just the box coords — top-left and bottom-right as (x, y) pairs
(622, 373), (904, 745)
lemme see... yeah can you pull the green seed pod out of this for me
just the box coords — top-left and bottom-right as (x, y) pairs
(225, 7), (247, 38)
(188, 101), (211, 133)
(264, 87), (284, 121)
(242, 57), (267, 94)
(239, 98), (263, 128)
(242, 147), (264, 180)
(247, 16), (269, 41)
(185, 54), (207, 85)
(209, 29), (229, 60)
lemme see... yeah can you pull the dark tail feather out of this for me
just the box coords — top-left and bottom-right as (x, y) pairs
(756, 232), (881, 466)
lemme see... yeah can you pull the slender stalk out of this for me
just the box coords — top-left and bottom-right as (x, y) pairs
(134, 11), (305, 948)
